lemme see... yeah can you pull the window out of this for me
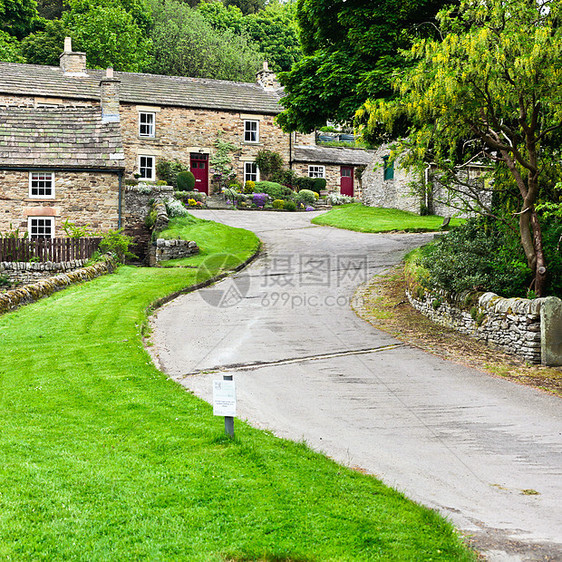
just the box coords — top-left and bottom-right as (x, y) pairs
(244, 162), (259, 183)
(28, 217), (54, 239)
(139, 155), (155, 180)
(244, 120), (259, 143)
(29, 171), (54, 198)
(139, 112), (155, 137)
(383, 156), (394, 181)
(308, 165), (325, 178)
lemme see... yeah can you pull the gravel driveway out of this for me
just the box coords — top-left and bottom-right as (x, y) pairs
(148, 210), (562, 561)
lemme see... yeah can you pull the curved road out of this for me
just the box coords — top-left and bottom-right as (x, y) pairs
(148, 210), (562, 561)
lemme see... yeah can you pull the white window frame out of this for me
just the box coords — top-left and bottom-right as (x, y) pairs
(139, 112), (155, 138)
(139, 155), (155, 180)
(28, 217), (54, 239)
(29, 171), (55, 199)
(244, 120), (259, 143)
(308, 165), (325, 178)
(244, 162), (259, 183)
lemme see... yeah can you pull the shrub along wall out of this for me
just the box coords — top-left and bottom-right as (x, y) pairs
(406, 285), (562, 366)
(0, 255), (117, 315)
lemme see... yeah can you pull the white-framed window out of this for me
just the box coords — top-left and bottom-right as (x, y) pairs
(139, 112), (155, 137)
(244, 120), (259, 143)
(139, 155), (155, 180)
(244, 162), (259, 183)
(308, 165), (325, 178)
(28, 217), (54, 239)
(29, 171), (55, 198)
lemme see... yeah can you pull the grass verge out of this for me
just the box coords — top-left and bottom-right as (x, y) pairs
(312, 203), (464, 232)
(353, 265), (562, 397)
(0, 214), (475, 560)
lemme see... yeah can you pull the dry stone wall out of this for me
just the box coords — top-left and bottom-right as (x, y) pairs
(0, 255), (116, 315)
(148, 239), (199, 266)
(0, 259), (89, 288)
(406, 286), (562, 365)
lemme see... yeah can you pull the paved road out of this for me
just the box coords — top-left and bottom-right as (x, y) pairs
(148, 210), (562, 561)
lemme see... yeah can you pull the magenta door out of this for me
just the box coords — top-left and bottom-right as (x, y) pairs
(190, 153), (209, 194)
(340, 166), (354, 196)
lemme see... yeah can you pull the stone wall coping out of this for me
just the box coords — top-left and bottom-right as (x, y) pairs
(479, 291), (548, 316)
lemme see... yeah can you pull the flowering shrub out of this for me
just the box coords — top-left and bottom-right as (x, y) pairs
(272, 199), (285, 210)
(305, 206), (315, 211)
(165, 198), (190, 217)
(252, 193), (269, 208)
(244, 180), (256, 193)
(297, 189), (316, 206)
(326, 193), (355, 205)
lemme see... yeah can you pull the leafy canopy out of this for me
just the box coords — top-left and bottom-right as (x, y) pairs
(276, 0), (447, 133)
(361, 0), (562, 296)
(146, 0), (262, 81)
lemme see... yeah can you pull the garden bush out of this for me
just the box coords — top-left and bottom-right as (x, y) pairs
(272, 199), (285, 210)
(418, 217), (533, 297)
(294, 177), (316, 192)
(255, 181), (294, 200)
(176, 171), (196, 191)
(297, 189), (316, 206)
(244, 180), (256, 194)
(284, 200), (297, 212)
(312, 178), (327, 193)
(255, 150), (284, 181)
(156, 159), (189, 187)
(252, 193), (269, 208)
(326, 193), (354, 205)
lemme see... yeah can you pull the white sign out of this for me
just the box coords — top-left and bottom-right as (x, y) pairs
(213, 380), (236, 417)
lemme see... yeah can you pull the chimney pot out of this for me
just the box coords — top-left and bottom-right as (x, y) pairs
(64, 36), (72, 52)
(60, 37), (87, 76)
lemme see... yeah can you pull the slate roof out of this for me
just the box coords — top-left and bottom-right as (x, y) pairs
(293, 145), (375, 166)
(0, 62), (282, 115)
(0, 107), (124, 169)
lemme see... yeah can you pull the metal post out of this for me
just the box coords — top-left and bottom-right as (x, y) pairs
(224, 373), (234, 438)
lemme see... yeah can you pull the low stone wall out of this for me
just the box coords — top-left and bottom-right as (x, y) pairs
(406, 287), (562, 366)
(0, 259), (90, 289)
(0, 255), (117, 315)
(148, 239), (199, 266)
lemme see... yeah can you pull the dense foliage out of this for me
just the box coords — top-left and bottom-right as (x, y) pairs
(363, 0), (562, 296)
(0, 0), (300, 80)
(418, 217), (562, 298)
(276, 0), (448, 133)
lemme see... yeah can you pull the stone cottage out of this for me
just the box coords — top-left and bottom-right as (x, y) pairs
(292, 145), (374, 199)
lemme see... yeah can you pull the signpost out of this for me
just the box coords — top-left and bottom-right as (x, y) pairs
(213, 374), (236, 437)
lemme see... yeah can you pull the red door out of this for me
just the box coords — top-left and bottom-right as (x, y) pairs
(340, 166), (354, 196)
(190, 153), (209, 194)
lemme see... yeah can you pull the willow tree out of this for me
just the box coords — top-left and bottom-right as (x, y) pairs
(359, 0), (562, 296)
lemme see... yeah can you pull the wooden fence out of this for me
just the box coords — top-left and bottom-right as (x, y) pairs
(0, 237), (102, 263)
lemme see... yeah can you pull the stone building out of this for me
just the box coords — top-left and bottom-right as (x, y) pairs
(292, 145), (374, 198)
(362, 143), (491, 217)
(0, 40), (323, 237)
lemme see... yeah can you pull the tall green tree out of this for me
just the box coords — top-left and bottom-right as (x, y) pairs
(147, 0), (262, 81)
(0, 28), (25, 61)
(197, 1), (301, 72)
(0, 0), (39, 38)
(361, 0), (562, 296)
(276, 0), (447, 133)
(21, 0), (152, 70)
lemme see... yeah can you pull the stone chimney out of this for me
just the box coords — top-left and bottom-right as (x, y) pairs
(100, 68), (120, 123)
(59, 37), (87, 76)
(256, 61), (278, 90)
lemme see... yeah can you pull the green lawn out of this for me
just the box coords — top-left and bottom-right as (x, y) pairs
(0, 214), (474, 560)
(312, 203), (464, 232)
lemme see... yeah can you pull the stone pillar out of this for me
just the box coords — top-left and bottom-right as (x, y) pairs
(256, 61), (278, 90)
(540, 296), (562, 366)
(59, 37), (87, 76)
(100, 68), (121, 123)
